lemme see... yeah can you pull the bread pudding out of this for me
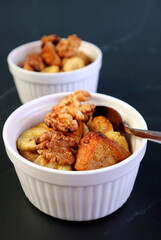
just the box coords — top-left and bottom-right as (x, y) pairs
(17, 90), (131, 171)
(22, 34), (92, 73)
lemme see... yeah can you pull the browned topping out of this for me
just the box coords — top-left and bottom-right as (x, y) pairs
(60, 90), (91, 107)
(23, 54), (46, 71)
(23, 34), (91, 73)
(45, 105), (79, 132)
(45, 90), (95, 132)
(36, 130), (75, 165)
(41, 41), (61, 66)
(41, 34), (61, 45)
(56, 34), (81, 58)
(74, 131), (131, 171)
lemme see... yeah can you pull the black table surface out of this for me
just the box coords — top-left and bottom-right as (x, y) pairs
(1, 1), (161, 240)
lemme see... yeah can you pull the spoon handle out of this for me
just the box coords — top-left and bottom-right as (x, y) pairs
(124, 126), (161, 143)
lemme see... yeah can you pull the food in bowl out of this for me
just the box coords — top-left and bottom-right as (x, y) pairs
(17, 90), (131, 171)
(3, 91), (147, 221)
(7, 37), (102, 104)
(22, 34), (91, 73)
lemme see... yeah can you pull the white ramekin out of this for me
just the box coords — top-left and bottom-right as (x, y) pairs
(3, 92), (147, 221)
(7, 40), (102, 104)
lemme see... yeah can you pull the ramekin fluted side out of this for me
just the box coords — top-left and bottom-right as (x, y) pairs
(15, 165), (139, 221)
(13, 72), (99, 103)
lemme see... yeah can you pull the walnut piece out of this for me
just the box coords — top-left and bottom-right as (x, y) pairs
(45, 90), (95, 132)
(36, 130), (75, 165)
(56, 34), (81, 58)
(41, 34), (61, 45)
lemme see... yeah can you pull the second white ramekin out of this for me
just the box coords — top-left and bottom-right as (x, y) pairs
(7, 40), (102, 104)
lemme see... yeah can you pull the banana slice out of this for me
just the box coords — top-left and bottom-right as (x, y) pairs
(17, 122), (49, 152)
(41, 65), (60, 73)
(63, 56), (85, 72)
(105, 131), (129, 151)
(19, 150), (39, 162)
(34, 155), (72, 171)
(76, 51), (91, 66)
(82, 122), (89, 137)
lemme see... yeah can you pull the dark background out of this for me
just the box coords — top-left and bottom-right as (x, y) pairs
(1, 0), (161, 239)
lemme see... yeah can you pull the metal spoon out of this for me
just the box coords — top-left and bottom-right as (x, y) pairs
(94, 106), (161, 143)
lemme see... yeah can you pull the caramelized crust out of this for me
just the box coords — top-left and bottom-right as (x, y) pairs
(23, 60), (35, 71)
(74, 132), (131, 171)
(41, 41), (61, 66)
(23, 54), (46, 71)
(56, 34), (81, 58)
(41, 34), (61, 45)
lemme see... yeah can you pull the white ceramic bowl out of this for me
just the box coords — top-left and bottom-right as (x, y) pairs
(3, 92), (147, 221)
(7, 40), (102, 104)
